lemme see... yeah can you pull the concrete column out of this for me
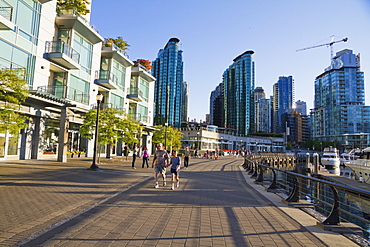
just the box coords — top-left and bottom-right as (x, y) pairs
(57, 107), (69, 162)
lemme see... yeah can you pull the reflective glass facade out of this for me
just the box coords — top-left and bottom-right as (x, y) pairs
(152, 38), (184, 127)
(223, 51), (255, 135)
(312, 49), (370, 137)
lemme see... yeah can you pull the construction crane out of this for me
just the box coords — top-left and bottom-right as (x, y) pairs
(296, 37), (348, 61)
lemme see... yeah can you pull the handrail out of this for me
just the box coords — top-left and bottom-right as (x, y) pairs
(243, 156), (370, 236)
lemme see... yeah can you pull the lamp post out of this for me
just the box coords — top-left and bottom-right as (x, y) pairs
(240, 140), (243, 150)
(164, 122), (168, 150)
(89, 93), (103, 171)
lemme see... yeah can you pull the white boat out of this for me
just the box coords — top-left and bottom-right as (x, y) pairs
(345, 147), (370, 184)
(320, 146), (340, 170)
(340, 148), (361, 166)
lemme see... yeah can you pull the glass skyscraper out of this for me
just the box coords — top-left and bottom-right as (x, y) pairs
(223, 51), (255, 135)
(152, 38), (184, 127)
(311, 49), (370, 137)
(272, 76), (295, 133)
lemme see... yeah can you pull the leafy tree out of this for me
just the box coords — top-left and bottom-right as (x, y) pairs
(152, 125), (183, 151)
(104, 36), (130, 53)
(80, 108), (143, 156)
(57, 0), (91, 16)
(133, 59), (152, 70)
(0, 69), (29, 134)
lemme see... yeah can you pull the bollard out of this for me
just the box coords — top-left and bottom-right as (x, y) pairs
(313, 153), (319, 174)
(306, 153), (310, 169)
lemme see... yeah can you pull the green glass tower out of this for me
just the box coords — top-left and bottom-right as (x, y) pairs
(223, 51), (255, 135)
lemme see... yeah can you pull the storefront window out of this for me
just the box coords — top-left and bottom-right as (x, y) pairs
(43, 119), (59, 155)
(8, 135), (19, 155)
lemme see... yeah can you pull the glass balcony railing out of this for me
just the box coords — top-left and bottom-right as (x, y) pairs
(0, 0), (12, 21)
(90, 103), (124, 112)
(36, 85), (89, 105)
(103, 38), (130, 59)
(95, 70), (118, 84)
(129, 87), (144, 98)
(127, 113), (151, 124)
(57, 8), (99, 33)
(45, 40), (80, 63)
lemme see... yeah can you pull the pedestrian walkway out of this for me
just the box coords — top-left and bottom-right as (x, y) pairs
(0, 156), (358, 246)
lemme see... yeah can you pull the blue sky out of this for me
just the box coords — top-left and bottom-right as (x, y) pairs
(91, 0), (370, 122)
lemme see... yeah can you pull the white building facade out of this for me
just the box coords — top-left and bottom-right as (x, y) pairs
(0, 0), (155, 161)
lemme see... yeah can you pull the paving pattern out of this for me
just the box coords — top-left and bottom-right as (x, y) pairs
(0, 157), (358, 246)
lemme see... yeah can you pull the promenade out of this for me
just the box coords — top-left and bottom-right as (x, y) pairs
(0, 156), (358, 246)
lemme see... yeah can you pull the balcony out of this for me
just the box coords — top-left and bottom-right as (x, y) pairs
(126, 87), (143, 102)
(56, 9), (104, 44)
(36, 85), (89, 105)
(91, 103), (125, 112)
(94, 70), (119, 89)
(0, 0), (14, 30)
(127, 113), (151, 124)
(44, 41), (80, 69)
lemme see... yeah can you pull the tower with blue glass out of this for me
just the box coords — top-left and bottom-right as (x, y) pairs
(152, 38), (184, 127)
(272, 76), (295, 133)
(223, 51), (255, 135)
(311, 49), (370, 137)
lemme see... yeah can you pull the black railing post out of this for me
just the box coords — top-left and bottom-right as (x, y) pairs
(322, 186), (340, 225)
(285, 176), (299, 202)
(266, 169), (278, 191)
(255, 165), (264, 184)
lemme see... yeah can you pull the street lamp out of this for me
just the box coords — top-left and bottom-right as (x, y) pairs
(89, 93), (103, 171)
(164, 122), (168, 150)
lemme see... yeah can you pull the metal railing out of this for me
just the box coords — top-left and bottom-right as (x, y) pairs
(45, 40), (80, 63)
(244, 155), (370, 241)
(37, 85), (89, 105)
(0, 0), (12, 21)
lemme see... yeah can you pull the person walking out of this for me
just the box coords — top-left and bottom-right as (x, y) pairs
(141, 146), (150, 168)
(184, 147), (190, 168)
(123, 145), (129, 161)
(131, 143), (139, 169)
(152, 143), (170, 188)
(168, 150), (181, 190)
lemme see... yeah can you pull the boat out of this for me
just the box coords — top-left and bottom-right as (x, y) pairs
(344, 147), (370, 184)
(340, 148), (361, 166)
(320, 146), (340, 170)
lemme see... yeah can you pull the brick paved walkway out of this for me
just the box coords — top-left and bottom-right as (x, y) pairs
(0, 156), (358, 246)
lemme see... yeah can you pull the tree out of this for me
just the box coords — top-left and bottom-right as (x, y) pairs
(57, 0), (91, 16)
(104, 36), (130, 53)
(0, 69), (29, 134)
(133, 59), (152, 71)
(152, 125), (183, 151)
(80, 108), (143, 157)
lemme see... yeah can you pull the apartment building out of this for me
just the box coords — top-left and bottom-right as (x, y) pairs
(0, 0), (155, 161)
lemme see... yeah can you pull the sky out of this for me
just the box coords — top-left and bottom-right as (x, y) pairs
(90, 0), (370, 122)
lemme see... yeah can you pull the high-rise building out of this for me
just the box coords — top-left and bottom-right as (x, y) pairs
(223, 51), (255, 135)
(295, 100), (307, 116)
(256, 97), (272, 133)
(152, 38), (184, 127)
(311, 49), (370, 137)
(181, 81), (189, 126)
(272, 76), (295, 133)
(210, 83), (224, 127)
(254, 86), (265, 102)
